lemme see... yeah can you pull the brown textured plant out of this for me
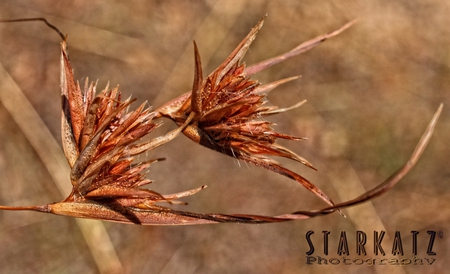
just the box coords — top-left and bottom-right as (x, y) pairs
(155, 17), (357, 208)
(0, 17), (443, 225)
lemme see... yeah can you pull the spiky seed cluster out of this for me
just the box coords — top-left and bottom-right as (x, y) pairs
(155, 18), (337, 208)
(60, 41), (202, 207)
(0, 16), (439, 226)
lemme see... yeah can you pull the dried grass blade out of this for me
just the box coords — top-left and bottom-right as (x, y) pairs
(125, 112), (195, 156)
(239, 154), (336, 208)
(245, 19), (358, 76)
(254, 76), (301, 94)
(292, 103), (443, 217)
(260, 100), (307, 116)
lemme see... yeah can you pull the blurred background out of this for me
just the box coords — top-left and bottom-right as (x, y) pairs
(0, 0), (448, 273)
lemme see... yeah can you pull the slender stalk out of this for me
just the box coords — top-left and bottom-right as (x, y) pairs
(0, 18), (65, 40)
(0, 205), (49, 212)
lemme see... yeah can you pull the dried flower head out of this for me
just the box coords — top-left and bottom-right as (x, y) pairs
(58, 40), (219, 221)
(0, 16), (442, 225)
(155, 17), (357, 207)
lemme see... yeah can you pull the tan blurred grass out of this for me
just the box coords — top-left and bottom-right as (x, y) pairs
(0, 1), (448, 273)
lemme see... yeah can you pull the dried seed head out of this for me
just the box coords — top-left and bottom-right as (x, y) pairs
(59, 40), (201, 207)
(155, 17), (345, 208)
(0, 16), (441, 226)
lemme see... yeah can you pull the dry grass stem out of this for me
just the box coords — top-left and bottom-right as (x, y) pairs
(0, 16), (442, 227)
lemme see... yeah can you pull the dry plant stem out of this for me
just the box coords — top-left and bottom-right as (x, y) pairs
(0, 16), (442, 226)
(0, 18), (66, 40)
(0, 104), (442, 225)
(245, 18), (359, 76)
(125, 112), (196, 156)
(299, 103), (444, 216)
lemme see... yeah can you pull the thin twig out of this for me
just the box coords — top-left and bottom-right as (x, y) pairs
(0, 18), (66, 40)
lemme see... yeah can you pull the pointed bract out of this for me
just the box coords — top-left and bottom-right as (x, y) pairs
(155, 17), (351, 207)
